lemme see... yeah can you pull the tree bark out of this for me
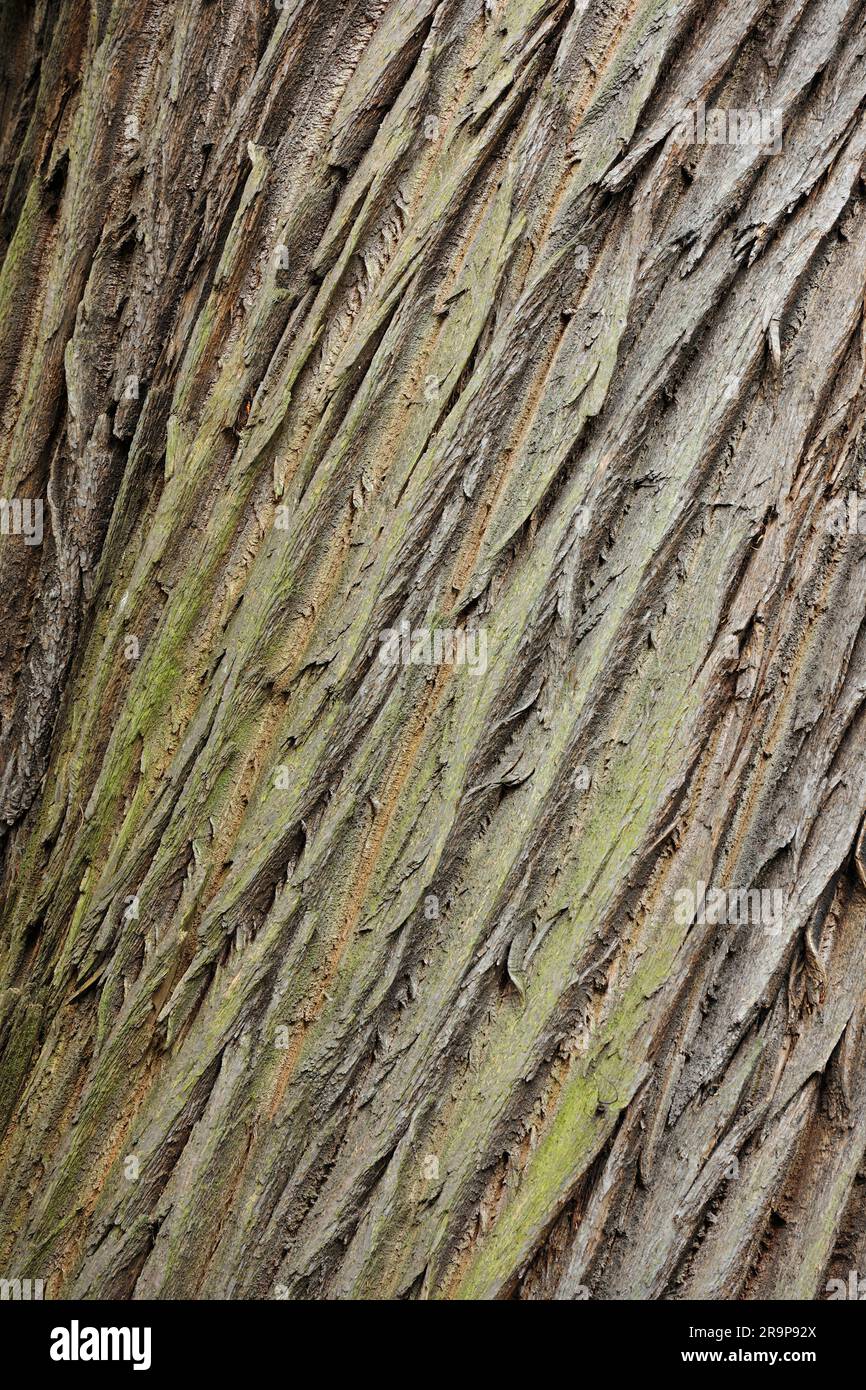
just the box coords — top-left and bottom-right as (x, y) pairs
(2, 0), (866, 1301)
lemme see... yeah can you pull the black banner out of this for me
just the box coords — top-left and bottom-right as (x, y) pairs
(1, 1295), (861, 1375)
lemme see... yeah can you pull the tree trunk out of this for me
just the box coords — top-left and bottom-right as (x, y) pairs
(2, 0), (866, 1302)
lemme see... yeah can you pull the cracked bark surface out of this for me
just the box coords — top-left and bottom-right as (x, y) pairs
(1, 0), (866, 1300)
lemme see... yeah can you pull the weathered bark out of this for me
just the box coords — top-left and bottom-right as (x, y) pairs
(1, 0), (866, 1301)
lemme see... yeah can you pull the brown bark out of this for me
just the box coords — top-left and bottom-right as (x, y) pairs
(1, 0), (866, 1300)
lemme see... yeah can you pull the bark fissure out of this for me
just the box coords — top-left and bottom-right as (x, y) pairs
(2, 0), (866, 1301)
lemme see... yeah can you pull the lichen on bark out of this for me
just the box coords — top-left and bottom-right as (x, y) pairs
(2, 0), (866, 1300)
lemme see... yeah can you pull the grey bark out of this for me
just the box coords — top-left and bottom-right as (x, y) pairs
(1, 0), (866, 1300)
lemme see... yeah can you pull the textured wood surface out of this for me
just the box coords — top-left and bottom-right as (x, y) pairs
(1, 0), (866, 1299)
